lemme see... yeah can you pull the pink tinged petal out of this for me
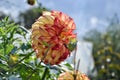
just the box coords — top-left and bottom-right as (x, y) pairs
(65, 19), (75, 30)
(59, 12), (67, 21)
(52, 43), (62, 50)
(54, 17), (61, 26)
(51, 36), (59, 42)
(51, 51), (57, 59)
(38, 36), (50, 42)
(44, 60), (49, 64)
(59, 49), (69, 61)
(45, 27), (56, 36)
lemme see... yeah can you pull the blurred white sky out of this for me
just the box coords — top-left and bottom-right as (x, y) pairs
(0, 0), (120, 38)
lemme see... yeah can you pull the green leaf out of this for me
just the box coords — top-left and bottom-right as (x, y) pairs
(0, 61), (9, 71)
(64, 63), (74, 70)
(0, 53), (7, 61)
(67, 42), (77, 51)
(10, 47), (18, 54)
(20, 43), (31, 51)
(3, 44), (14, 55)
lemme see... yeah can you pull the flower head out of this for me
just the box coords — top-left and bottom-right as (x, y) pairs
(31, 11), (76, 65)
(58, 71), (90, 80)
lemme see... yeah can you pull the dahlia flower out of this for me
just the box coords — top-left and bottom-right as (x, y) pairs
(58, 71), (90, 80)
(31, 11), (76, 65)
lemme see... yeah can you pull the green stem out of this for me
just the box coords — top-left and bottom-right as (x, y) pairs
(27, 69), (37, 80)
(3, 36), (6, 55)
(74, 48), (77, 71)
(73, 48), (77, 80)
(74, 59), (80, 80)
(73, 74), (76, 80)
(76, 59), (80, 71)
(41, 67), (48, 80)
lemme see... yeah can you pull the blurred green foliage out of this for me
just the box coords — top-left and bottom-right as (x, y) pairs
(0, 11), (6, 20)
(0, 17), (34, 80)
(18, 7), (48, 29)
(84, 15), (120, 80)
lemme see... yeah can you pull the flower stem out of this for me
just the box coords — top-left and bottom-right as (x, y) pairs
(76, 59), (80, 71)
(3, 36), (6, 55)
(74, 59), (80, 80)
(73, 74), (76, 80)
(74, 48), (77, 71)
(41, 67), (48, 80)
(27, 69), (37, 80)
(73, 48), (77, 80)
